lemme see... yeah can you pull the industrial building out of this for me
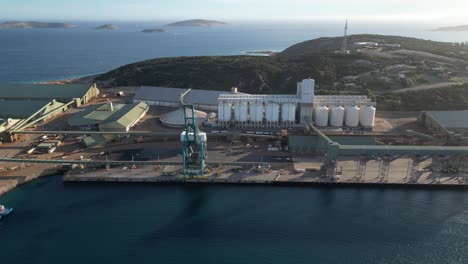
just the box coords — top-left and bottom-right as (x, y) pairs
(218, 79), (376, 129)
(133, 86), (232, 111)
(68, 101), (149, 132)
(0, 83), (99, 106)
(0, 84), (100, 142)
(419, 111), (468, 136)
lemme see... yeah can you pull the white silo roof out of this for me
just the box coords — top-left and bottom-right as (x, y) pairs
(160, 108), (207, 128)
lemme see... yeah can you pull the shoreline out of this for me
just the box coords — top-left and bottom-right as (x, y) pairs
(0, 166), (60, 197)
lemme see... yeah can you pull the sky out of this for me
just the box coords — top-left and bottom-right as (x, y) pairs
(1, 0), (468, 24)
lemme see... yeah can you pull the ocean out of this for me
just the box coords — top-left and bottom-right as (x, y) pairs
(1, 21), (468, 83)
(2, 21), (468, 263)
(1, 177), (468, 264)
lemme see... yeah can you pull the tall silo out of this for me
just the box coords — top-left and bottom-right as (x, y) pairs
(265, 103), (280, 127)
(345, 106), (360, 127)
(360, 105), (376, 128)
(315, 105), (329, 127)
(234, 101), (248, 127)
(249, 102), (264, 127)
(330, 106), (345, 127)
(218, 102), (232, 125)
(281, 103), (297, 126)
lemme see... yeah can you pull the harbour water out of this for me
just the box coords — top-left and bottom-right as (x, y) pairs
(1, 21), (468, 83)
(1, 176), (468, 263)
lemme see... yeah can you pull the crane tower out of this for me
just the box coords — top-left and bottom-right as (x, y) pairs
(181, 102), (207, 176)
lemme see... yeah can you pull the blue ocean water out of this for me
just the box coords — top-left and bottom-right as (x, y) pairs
(1, 176), (468, 264)
(1, 21), (468, 83)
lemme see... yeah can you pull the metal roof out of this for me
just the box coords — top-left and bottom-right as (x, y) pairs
(68, 102), (148, 130)
(426, 111), (468, 130)
(134, 86), (228, 106)
(0, 84), (94, 101)
(100, 102), (149, 130)
(0, 100), (52, 119)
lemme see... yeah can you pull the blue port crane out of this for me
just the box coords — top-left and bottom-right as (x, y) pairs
(180, 90), (207, 176)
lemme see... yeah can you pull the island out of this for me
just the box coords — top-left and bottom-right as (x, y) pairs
(141, 28), (167, 33)
(433, 25), (468, 31)
(95, 24), (119, 30)
(0, 21), (77, 29)
(165, 19), (226, 27)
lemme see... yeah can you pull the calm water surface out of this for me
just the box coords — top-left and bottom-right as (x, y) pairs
(1, 176), (468, 264)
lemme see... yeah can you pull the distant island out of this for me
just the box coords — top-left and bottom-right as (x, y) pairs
(433, 25), (468, 32)
(0, 21), (77, 29)
(165, 19), (226, 27)
(141, 28), (167, 33)
(95, 24), (119, 30)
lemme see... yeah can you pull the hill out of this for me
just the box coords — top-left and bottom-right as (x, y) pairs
(165, 19), (226, 27)
(95, 34), (468, 110)
(0, 21), (77, 29)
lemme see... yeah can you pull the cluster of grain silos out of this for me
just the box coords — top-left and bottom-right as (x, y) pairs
(217, 101), (298, 128)
(313, 105), (376, 128)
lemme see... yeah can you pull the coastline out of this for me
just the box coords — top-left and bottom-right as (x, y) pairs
(0, 165), (60, 197)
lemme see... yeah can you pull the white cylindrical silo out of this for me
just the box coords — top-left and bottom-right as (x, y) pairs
(281, 103), (296, 125)
(234, 101), (248, 123)
(218, 102), (232, 123)
(265, 103), (280, 125)
(345, 106), (360, 127)
(315, 105), (329, 127)
(330, 106), (345, 127)
(360, 105), (376, 127)
(249, 102), (264, 125)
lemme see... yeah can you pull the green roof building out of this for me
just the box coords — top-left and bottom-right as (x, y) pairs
(0, 83), (100, 132)
(419, 110), (468, 136)
(0, 83), (99, 104)
(68, 102), (149, 132)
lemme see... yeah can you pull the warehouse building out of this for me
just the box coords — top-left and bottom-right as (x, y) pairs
(419, 110), (468, 136)
(0, 83), (100, 132)
(133, 86), (233, 111)
(0, 83), (99, 106)
(68, 101), (149, 132)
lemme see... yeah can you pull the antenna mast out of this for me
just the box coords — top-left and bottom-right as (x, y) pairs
(341, 19), (349, 54)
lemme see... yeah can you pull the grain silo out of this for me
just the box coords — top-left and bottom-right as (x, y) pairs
(330, 106), (345, 127)
(315, 105), (329, 127)
(234, 101), (248, 126)
(265, 103), (280, 127)
(281, 103), (296, 126)
(345, 106), (360, 127)
(249, 102), (264, 127)
(360, 105), (376, 128)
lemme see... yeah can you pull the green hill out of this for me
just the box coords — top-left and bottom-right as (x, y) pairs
(95, 34), (468, 110)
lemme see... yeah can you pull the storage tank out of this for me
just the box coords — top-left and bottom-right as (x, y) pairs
(360, 105), (376, 127)
(345, 106), (360, 127)
(281, 103), (296, 124)
(218, 102), (232, 122)
(315, 105), (329, 127)
(249, 102), (264, 124)
(330, 106), (345, 127)
(234, 101), (248, 122)
(265, 103), (280, 124)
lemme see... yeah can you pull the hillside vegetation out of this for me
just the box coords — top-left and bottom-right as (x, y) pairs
(95, 34), (468, 111)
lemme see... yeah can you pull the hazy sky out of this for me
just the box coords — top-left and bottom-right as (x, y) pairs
(1, 0), (467, 23)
